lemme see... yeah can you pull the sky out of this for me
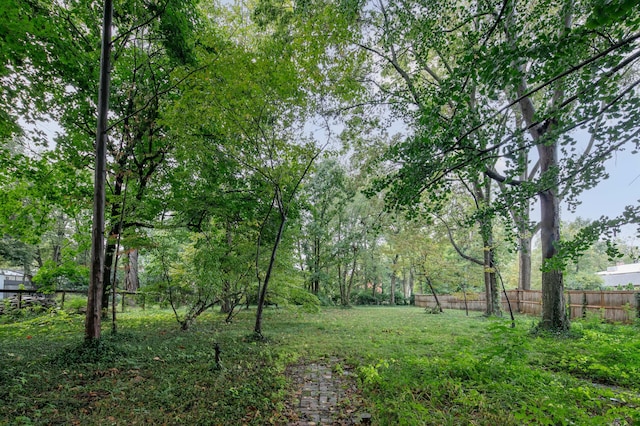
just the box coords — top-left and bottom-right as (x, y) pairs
(33, 114), (639, 244)
(562, 147), (639, 241)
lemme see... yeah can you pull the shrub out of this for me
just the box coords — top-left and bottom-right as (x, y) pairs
(317, 294), (335, 306)
(32, 260), (89, 293)
(352, 291), (377, 305)
(394, 291), (406, 305)
(63, 295), (88, 313)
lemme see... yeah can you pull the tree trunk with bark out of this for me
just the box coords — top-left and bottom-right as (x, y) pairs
(390, 254), (398, 305)
(480, 219), (500, 316)
(311, 236), (320, 294)
(85, 0), (112, 341)
(124, 249), (139, 292)
(518, 233), (532, 290)
(512, 0), (572, 332)
(220, 222), (234, 314)
(473, 177), (500, 316)
(538, 143), (569, 331)
(254, 203), (286, 338)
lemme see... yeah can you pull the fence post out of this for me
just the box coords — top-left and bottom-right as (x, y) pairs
(141, 293), (145, 310)
(121, 291), (126, 312)
(18, 291), (22, 309)
(61, 291), (66, 309)
(635, 293), (640, 319)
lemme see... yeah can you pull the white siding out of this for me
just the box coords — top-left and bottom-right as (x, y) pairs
(600, 272), (640, 287)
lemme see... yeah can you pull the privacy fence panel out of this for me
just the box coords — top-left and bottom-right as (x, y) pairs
(416, 290), (639, 323)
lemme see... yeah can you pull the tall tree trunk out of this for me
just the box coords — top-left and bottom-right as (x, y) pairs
(337, 261), (344, 303)
(345, 246), (358, 305)
(518, 233), (532, 290)
(101, 172), (124, 313)
(483, 234), (500, 316)
(511, 113), (534, 292)
(85, 0), (113, 341)
(254, 211), (286, 338)
(516, 143), (533, 292)
(402, 267), (410, 303)
(390, 272), (396, 305)
(409, 267), (415, 298)
(311, 236), (320, 294)
(221, 222), (234, 314)
(538, 143), (568, 331)
(390, 254), (398, 305)
(474, 177), (500, 316)
(124, 249), (139, 292)
(52, 213), (66, 265)
(513, 0), (572, 332)
(340, 260), (348, 301)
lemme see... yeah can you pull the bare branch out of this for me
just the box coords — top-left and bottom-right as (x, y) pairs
(457, 32), (640, 146)
(437, 215), (484, 266)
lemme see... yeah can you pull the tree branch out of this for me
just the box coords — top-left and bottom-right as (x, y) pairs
(437, 216), (484, 266)
(106, 64), (207, 132)
(457, 31), (640, 147)
(485, 167), (524, 185)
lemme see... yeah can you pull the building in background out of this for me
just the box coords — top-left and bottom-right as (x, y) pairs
(0, 270), (30, 299)
(596, 263), (640, 288)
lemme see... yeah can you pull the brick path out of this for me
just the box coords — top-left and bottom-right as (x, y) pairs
(285, 358), (367, 425)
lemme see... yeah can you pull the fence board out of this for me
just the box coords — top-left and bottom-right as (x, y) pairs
(415, 289), (639, 323)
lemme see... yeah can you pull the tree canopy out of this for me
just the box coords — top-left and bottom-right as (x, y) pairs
(0, 0), (638, 335)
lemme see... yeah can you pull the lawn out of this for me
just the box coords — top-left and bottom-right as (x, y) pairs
(1, 305), (639, 425)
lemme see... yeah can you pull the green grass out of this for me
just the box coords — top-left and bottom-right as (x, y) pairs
(1, 306), (639, 425)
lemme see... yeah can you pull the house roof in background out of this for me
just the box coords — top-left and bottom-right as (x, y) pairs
(0, 270), (24, 277)
(596, 263), (640, 276)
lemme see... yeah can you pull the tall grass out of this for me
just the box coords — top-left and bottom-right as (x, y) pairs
(1, 306), (638, 424)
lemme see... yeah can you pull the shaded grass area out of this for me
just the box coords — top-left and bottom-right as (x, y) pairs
(1, 306), (639, 425)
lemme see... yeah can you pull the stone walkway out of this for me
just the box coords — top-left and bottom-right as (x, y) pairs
(284, 358), (369, 425)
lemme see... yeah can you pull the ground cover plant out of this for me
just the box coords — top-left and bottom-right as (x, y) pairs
(1, 306), (639, 425)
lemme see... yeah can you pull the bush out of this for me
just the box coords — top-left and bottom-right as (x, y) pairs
(63, 295), (88, 313)
(394, 291), (407, 305)
(32, 261), (89, 293)
(352, 291), (377, 305)
(564, 271), (604, 290)
(352, 291), (391, 305)
(288, 288), (321, 312)
(316, 294), (335, 306)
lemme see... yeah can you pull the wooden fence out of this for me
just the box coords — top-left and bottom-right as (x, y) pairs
(415, 289), (640, 323)
(0, 289), (143, 311)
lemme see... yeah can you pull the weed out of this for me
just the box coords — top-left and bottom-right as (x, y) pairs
(50, 335), (128, 366)
(1, 307), (639, 424)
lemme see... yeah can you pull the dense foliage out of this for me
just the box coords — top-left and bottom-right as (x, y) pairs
(0, 0), (638, 335)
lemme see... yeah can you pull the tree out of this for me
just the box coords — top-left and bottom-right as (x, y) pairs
(433, 180), (503, 315)
(336, 191), (383, 306)
(142, 229), (222, 330)
(86, 0), (113, 341)
(478, 0), (640, 330)
(347, 0), (640, 331)
(16, 0), (201, 337)
(0, 0), (65, 139)
(301, 159), (350, 295)
(345, 0), (505, 314)
(164, 5), (330, 336)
